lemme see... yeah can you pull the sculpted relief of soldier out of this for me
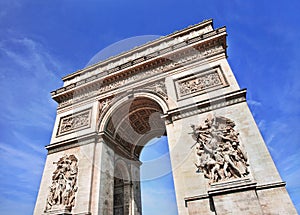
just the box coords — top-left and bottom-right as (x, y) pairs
(44, 155), (78, 212)
(191, 115), (249, 184)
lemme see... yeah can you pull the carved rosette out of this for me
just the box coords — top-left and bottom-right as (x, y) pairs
(191, 116), (249, 184)
(44, 155), (78, 213)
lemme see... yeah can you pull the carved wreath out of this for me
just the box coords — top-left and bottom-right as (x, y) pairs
(191, 115), (249, 184)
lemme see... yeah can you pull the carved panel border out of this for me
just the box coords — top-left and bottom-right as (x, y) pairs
(57, 108), (92, 136)
(174, 66), (228, 100)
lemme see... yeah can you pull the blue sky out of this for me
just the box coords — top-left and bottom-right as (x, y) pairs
(0, 0), (299, 214)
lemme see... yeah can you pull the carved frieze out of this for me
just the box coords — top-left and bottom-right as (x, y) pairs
(178, 72), (221, 96)
(191, 115), (249, 184)
(44, 155), (78, 213)
(57, 109), (91, 136)
(175, 66), (228, 100)
(57, 44), (224, 109)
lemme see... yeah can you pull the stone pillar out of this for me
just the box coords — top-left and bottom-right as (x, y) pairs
(124, 182), (131, 214)
(130, 162), (142, 215)
(96, 138), (115, 215)
(34, 138), (97, 215)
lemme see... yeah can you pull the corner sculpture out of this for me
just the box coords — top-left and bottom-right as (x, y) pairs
(191, 115), (249, 184)
(44, 155), (78, 212)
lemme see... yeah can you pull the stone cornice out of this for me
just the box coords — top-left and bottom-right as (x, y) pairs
(184, 181), (286, 205)
(46, 132), (98, 154)
(163, 89), (247, 123)
(62, 19), (214, 82)
(52, 27), (227, 109)
(256, 181), (286, 190)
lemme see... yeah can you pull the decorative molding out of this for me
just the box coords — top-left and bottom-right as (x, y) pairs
(55, 41), (225, 109)
(57, 109), (92, 136)
(166, 89), (247, 123)
(256, 181), (286, 190)
(191, 115), (250, 184)
(141, 80), (168, 100)
(97, 97), (114, 123)
(62, 20), (215, 82)
(175, 66), (228, 100)
(46, 134), (97, 154)
(44, 155), (78, 213)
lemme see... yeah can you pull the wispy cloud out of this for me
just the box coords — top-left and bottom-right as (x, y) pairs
(0, 37), (61, 130)
(0, 35), (64, 214)
(247, 99), (262, 107)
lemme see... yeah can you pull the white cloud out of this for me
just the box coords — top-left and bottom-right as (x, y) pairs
(0, 35), (64, 215)
(257, 120), (266, 131)
(0, 36), (62, 131)
(141, 183), (178, 215)
(247, 99), (262, 107)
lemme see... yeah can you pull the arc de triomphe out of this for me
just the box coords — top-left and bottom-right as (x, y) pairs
(34, 19), (297, 214)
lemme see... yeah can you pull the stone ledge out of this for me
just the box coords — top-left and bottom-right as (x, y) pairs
(208, 178), (257, 196)
(183, 180), (287, 206)
(46, 132), (97, 154)
(256, 181), (286, 190)
(44, 205), (71, 215)
(184, 178), (256, 205)
(164, 88), (247, 123)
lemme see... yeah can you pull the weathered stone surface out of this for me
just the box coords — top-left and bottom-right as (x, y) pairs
(34, 19), (297, 215)
(212, 189), (263, 215)
(44, 155), (78, 213)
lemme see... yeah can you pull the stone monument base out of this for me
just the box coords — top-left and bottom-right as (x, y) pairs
(44, 205), (71, 215)
(209, 178), (263, 214)
(185, 178), (267, 215)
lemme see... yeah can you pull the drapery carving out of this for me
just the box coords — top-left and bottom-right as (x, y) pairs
(45, 155), (78, 212)
(191, 116), (249, 184)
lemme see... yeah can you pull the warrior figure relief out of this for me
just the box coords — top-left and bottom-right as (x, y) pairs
(191, 116), (249, 184)
(45, 155), (78, 212)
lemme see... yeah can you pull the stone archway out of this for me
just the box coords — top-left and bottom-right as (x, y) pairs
(100, 94), (169, 215)
(34, 19), (297, 215)
(113, 159), (131, 215)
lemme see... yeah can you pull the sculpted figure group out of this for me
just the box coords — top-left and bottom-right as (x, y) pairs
(60, 112), (89, 134)
(191, 115), (249, 184)
(45, 155), (78, 212)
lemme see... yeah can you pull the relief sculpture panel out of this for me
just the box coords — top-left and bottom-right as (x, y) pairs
(57, 109), (91, 135)
(44, 155), (78, 213)
(175, 66), (228, 100)
(191, 115), (249, 184)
